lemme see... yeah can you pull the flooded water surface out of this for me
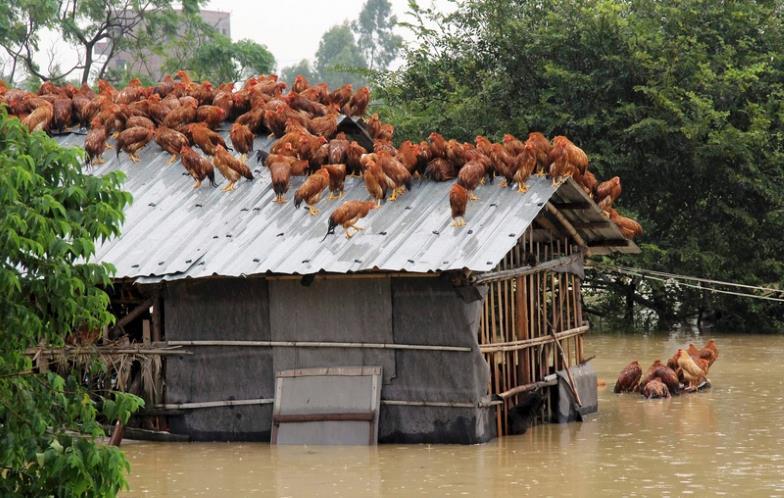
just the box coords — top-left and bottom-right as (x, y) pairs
(123, 333), (784, 496)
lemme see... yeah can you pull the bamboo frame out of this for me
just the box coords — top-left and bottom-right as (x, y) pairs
(477, 224), (587, 437)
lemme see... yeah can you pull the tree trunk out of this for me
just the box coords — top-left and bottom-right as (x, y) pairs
(81, 42), (94, 85)
(624, 278), (636, 325)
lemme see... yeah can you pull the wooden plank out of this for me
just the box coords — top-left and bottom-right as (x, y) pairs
(273, 412), (375, 425)
(142, 319), (151, 344)
(151, 296), (162, 343)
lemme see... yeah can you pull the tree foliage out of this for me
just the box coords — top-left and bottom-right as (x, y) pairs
(281, 58), (317, 87)
(314, 22), (368, 88)
(160, 13), (274, 83)
(375, 0), (784, 331)
(0, 109), (143, 496)
(1, 0), (204, 85)
(352, 0), (403, 71)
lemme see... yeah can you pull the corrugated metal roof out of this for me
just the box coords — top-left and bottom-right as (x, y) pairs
(56, 122), (636, 282)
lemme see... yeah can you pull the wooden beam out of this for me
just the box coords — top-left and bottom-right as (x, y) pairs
(273, 412), (375, 425)
(165, 340), (471, 352)
(480, 325), (589, 353)
(472, 254), (582, 285)
(571, 221), (613, 229)
(109, 297), (155, 336)
(551, 201), (591, 210)
(497, 378), (557, 399)
(545, 203), (587, 248)
(587, 239), (630, 248)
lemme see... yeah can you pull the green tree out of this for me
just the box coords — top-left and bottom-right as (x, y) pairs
(10, 0), (203, 84)
(161, 14), (274, 83)
(353, 0), (403, 71)
(0, 109), (143, 496)
(376, 0), (784, 331)
(281, 58), (317, 86)
(315, 22), (368, 88)
(0, 0), (58, 86)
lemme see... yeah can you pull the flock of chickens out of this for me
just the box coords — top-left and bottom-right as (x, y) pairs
(0, 72), (642, 240)
(614, 340), (719, 399)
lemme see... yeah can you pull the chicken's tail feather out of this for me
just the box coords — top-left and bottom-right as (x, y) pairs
(321, 218), (337, 242)
(255, 149), (268, 164)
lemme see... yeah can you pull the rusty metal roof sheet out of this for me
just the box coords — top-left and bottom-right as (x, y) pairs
(56, 123), (636, 282)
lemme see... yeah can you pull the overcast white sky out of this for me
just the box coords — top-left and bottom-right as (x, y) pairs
(204, 0), (444, 69)
(21, 0), (450, 79)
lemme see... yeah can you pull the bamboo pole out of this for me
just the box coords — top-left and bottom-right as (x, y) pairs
(545, 202), (587, 248)
(165, 340), (472, 352)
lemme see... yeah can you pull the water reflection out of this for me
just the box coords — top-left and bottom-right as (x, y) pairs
(123, 333), (784, 497)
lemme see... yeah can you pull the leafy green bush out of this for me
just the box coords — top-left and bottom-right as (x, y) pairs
(0, 109), (143, 496)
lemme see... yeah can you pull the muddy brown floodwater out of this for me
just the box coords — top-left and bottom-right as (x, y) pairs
(123, 333), (784, 497)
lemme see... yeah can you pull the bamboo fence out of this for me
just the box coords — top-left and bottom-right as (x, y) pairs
(478, 226), (587, 436)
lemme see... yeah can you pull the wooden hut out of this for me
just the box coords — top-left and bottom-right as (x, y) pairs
(48, 127), (637, 443)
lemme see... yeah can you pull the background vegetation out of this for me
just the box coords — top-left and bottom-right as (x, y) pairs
(372, 0), (784, 332)
(0, 110), (143, 496)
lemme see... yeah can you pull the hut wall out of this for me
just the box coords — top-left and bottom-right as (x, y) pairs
(164, 278), (273, 441)
(163, 275), (494, 443)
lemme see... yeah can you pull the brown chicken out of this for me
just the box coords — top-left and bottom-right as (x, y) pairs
(186, 123), (228, 156)
(293, 75), (310, 94)
(307, 108), (339, 138)
(362, 157), (388, 206)
(512, 143), (537, 193)
(155, 126), (189, 164)
(323, 200), (379, 240)
(116, 126), (153, 162)
(343, 86), (370, 117)
(324, 163), (347, 200)
(230, 122), (254, 161)
(52, 97), (73, 133)
(702, 339), (719, 366)
(127, 115), (155, 130)
(162, 99), (197, 129)
(212, 145), (254, 192)
(548, 136), (589, 185)
(263, 105), (289, 138)
(450, 183), (469, 227)
(525, 132), (551, 176)
(294, 168), (330, 215)
(609, 210), (643, 239)
(180, 145), (216, 189)
(212, 82), (235, 117)
(458, 160), (486, 201)
(596, 176), (622, 202)
(286, 91), (328, 117)
(344, 141), (366, 175)
(428, 132), (449, 159)
(502, 134), (526, 156)
(676, 349), (706, 389)
(637, 360), (665, 392)
(330, 83), (353, 107)
(653, 364), (681, 395)
(302, 82), (330, 104)
(196, 105), (226, 129)
(613, 360), (642, 393)
(84, 127), (108, 166)
(490, 143), (517, 187)
(425, 158), (456, 182)
(269, 160), (291, 204)
(22, 98), (53, 132)
(377, 151), (412, 201)
(641, 378), (671, 399)
(580, 169), (598, 195)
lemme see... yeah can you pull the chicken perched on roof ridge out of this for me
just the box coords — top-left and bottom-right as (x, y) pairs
(3, 74), (638, 236)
